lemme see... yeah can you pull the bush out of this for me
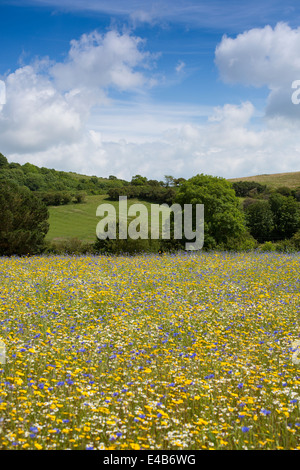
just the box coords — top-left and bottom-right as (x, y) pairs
(74, 191), (87, 203)
(291, 230), (300, 250)
(275, 239), (297, 253)
(46, 238), (92, 255)
(93, 234), (162, 255)
(258, 241), (276, 252)
(0, 181), (49, 256)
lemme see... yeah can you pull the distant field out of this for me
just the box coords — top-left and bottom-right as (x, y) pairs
(46, 195), (168, 243)
(228, 171), (300, 189)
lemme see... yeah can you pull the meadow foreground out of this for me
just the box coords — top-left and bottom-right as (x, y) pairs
(0, 251), (299, 450)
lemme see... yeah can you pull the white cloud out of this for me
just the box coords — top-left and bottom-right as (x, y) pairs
(0, 65), (83, 153)
(5, 100), (300, 180)
(0, 29), (155, 154)
(1, 24), (300, 180)
(175, 61), (185, 74)
(51, 30), (155, 92)
(0, 80), (6, 105)
(215, 22), (300, 120)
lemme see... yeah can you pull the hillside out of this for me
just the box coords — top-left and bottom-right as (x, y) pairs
(228, 171), (300, 189)
(46, 194), (167, 243)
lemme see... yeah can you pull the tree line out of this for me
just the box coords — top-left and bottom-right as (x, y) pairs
(0, 152), (300, 256)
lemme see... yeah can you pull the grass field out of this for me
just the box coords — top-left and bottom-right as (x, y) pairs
(46, 195), (161, 243)
(228, 171), (300, 189)
(45, 171), (300, 244)
(0, 251), (300, 450)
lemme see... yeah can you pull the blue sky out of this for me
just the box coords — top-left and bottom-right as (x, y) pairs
(1, 0), (300, 180)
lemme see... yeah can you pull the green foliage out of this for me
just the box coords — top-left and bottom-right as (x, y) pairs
(0, 181), (49, 256)
(0, 153), (8, 168)
(0, 151), (299, 254)
(245, 200), (274, 243)
(93, 220), (162, 255)
(268, 193), (300, 240)
(74, 191), (87, 204)
(245, 193), (300, 242)
(45, 237), (91, 255)
(232, 180), (267, 197)
(175, 174), (247, 249)
(258, 241), (277, 252)
(291, 230), (300, 250)
(131, 174), (148, 186)
(0, 153), (130, 198)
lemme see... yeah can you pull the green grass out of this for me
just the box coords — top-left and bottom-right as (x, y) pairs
(228, 171), (300, 189)
(46, 170), (300, 243)
(46, 195), (169, 243)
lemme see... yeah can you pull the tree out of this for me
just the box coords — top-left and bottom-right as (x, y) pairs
(245, 200), (274, 243)
(0, 181), (49, 256)
(175, 174), (247, 249)
(131, 175), (148, 186)
(0, 153), (8, 168)
(268, 193), (300, 240)
(164, 175), (175, 187)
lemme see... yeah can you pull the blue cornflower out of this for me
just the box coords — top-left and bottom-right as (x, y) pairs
(241, 426), (249, 432)
(261, 409), (271, 415)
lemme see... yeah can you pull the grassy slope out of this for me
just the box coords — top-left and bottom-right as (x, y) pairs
(228, 171), (300, 189)
(46, 195), (166, 243)
(46, 171), (300, 242)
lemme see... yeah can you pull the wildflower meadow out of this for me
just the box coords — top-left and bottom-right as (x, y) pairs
(0, 251), (299, 450)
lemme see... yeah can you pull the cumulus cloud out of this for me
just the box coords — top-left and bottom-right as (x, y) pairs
(5, 100), (300, 180)
(215, 22), (300, 120)
(51, 30), (155, 92)
(0, 29), (156, 155)
(0, 65), (83, 153)
(1, 23), (300, 180)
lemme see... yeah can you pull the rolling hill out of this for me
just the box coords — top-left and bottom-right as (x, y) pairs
(46, 170), (300, 243)
(228, 171), (300, 189)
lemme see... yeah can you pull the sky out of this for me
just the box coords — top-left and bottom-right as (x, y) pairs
(1, 0), (300, 180)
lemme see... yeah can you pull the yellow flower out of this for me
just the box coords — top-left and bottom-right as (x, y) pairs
(130, 443), (140, 450)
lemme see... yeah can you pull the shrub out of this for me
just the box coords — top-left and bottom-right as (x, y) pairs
(258, 241), (276, 252)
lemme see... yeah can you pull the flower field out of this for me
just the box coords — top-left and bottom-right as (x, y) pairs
(0, 251), (299, 450)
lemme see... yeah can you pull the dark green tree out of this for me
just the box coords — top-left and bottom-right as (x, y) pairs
(131, 175), (148, 186)
(268, 193), (300, 240)
(175, 174), (247, 249)
(0, 181), (49, 256)
(0, 153), (8, 168)
(245, 200), (274, 243)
